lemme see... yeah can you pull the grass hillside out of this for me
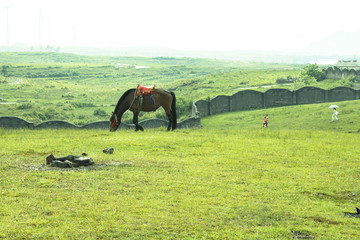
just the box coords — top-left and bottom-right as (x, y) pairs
(0, 52), (302, 125)
(167, 68), (301, 100)
(203, 100), (360, 133)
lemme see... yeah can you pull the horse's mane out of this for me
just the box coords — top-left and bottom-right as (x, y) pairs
(114, 88), (135, 113)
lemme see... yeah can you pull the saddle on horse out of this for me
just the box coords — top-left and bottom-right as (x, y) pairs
(133, 84), (156, 111)
(136, 85), (155, 96)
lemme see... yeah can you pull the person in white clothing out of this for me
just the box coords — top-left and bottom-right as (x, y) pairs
(332, 108), (338, 121)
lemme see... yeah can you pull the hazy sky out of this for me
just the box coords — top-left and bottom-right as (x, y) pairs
(1, 0), (360, 52)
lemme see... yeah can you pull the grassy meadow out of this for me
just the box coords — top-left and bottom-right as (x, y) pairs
(1, 100), (360, 239)
(1, 52), (360, 239)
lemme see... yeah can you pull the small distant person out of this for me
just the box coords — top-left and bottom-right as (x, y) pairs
(266, 114), (269, 127)
(263, 114), (269, 128)
(332, 108), (338, 121)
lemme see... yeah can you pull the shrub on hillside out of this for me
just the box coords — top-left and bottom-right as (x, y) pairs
(300, 75), (316, 85)
(1, 65), (10, 77)
(16, 103), (33, 110)
(176, 97), (193, 119)
(340, 76), (356, 87)
(0, 75), (7, 84)
(72, 102), (96, 108)
(93, 109), (107, 116)
(276, 76), (298, 84)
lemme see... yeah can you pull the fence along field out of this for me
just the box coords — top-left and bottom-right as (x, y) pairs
(194, 86), (360, 117)
(0, 116), (201, 130)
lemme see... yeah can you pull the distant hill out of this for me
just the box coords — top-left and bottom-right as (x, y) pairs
(0, 45), (341, 64)
(0, 51), (247, 68)
(2, 32), (360, 64)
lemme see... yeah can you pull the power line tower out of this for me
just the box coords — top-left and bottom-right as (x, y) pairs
(5, 5), (13, 45)
(38, 8), (43, 47)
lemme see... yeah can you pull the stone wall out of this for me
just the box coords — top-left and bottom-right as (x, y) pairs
(0, 116), (34, 129)
(193, 99), (209, 117)
(0, 117), (201, 129)
(230, 90), (264, 111)
(324, 66), (360, 81)
(296, 87), (325, 105)
(264, 89), (294, 108)
(193, 86), (360, 118)
(327, 87), (357, 102)
(210, 95), (230, 115)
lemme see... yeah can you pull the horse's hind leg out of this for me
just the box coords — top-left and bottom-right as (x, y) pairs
(133, 111), (144, 131)
(164, 108), (173, 131)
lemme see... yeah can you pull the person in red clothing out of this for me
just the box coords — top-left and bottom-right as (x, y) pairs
(263, 114), (269, 128)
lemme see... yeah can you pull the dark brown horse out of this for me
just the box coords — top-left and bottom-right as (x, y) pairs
(110, 88), (177, 131)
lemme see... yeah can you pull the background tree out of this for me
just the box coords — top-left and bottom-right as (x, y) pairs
(301, 64), (325, 82)
(300, 75), (316, 85)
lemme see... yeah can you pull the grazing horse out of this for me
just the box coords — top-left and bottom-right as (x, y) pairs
(109, 87), (177, 131)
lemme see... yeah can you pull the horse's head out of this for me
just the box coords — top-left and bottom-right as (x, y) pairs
(109, 112), (120, 132)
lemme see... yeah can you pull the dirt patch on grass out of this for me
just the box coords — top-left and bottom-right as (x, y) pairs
(291, 230), (314, 239)
(310, 216), (341, 225)
(20, 162), (134, 171)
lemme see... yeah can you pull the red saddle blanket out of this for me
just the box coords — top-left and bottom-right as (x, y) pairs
(136, 85), (155, 96)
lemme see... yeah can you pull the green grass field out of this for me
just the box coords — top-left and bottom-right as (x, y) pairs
(1, 100), (360, 239)
(1, 52), (360, 239)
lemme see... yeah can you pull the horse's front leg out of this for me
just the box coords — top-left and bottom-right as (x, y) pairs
(132, 111), (144, 131)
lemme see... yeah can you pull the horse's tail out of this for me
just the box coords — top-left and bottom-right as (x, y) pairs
(171, 92), (177, 130)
